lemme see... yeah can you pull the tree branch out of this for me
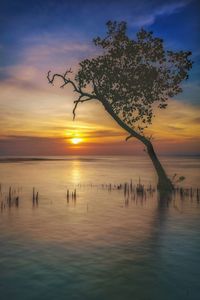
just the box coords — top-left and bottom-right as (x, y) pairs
(47, 70), (80, 93)
(125, 134), (134, 141)
(73, 95), (84, 120)
(73, 97), (95, 120)
(47, 70), (99, 120)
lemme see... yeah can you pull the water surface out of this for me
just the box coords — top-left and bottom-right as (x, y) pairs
(0, 156), (199, 300)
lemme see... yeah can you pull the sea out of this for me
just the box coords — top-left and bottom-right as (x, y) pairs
(0, 155), (199, 300)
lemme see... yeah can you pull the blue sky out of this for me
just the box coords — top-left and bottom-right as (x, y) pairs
(0, 0), (199, 103)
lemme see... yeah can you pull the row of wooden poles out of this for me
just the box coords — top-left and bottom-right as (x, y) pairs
(0, 185), (78, 211)
(0, 182), (199, 211)
(99, 181), (200, 203)
(67, 189), (77, 202)
(178, 187), (199, 200)
(75, 180), (200, 203)
(32, 187), (39, 205)
(75, 179), (155, 194)
(0, 186), (20, 210)
(99, 180), (155, 199)
(0, 186), (40, 211)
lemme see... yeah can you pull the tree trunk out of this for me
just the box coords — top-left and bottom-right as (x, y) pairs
(145, 141), (174, 191)
(101, 99), (174, 191)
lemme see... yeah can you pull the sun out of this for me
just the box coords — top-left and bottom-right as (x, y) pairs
(71, 137), (83, 145)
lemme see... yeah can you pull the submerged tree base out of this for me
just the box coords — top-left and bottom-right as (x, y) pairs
(146, 142), (174, 192)
(157, 179), (174, 192)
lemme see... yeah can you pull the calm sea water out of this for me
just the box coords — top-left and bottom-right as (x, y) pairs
(0, 156), (200, 300)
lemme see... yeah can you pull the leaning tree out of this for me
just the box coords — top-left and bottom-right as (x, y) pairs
(47, 21), (192, 191)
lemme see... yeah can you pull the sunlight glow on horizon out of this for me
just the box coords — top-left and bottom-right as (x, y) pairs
(71, 137), (83, 145)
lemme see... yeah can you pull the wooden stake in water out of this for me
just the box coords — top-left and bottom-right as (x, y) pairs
(8, 187), (12, 207)
(67, 190), (69, 202)
(15, 196), (19, 207)
(36, 192), (39, 205)
(33, 187), (35, 202)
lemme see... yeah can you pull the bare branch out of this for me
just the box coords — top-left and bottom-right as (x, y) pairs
(47, 70), (80, 92)
(74, 97), (93, 104)
(63, 69), (72, 78)
(47, 70), (98, 101)
(47, 70), (100, 122)
(125, 134), (133, 141)
(73, 95), (83, 120)
(73, 96), (94, 120)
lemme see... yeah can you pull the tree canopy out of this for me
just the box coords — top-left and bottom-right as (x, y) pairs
(74, 21), (192, 133)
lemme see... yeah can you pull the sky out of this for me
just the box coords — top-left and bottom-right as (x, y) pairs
(0, 0), (199, 156)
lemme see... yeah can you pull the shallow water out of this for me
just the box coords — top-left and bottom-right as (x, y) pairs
(0, 156), (200, 300)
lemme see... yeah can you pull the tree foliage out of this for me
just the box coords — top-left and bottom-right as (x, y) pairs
(74, 21), (192, 133)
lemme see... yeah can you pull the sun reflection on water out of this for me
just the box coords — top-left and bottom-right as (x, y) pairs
(71, 160), (81, 184)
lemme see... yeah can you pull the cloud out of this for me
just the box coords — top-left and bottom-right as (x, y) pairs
(123, 0), (192, 27)
(167, 125), (186, 131)
(146, 99), (200, 142)
(191, 117), (200, 124)
(22, 39), (96, 66)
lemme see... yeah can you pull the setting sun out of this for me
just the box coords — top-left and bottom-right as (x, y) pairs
(71, 137), (83, 145)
